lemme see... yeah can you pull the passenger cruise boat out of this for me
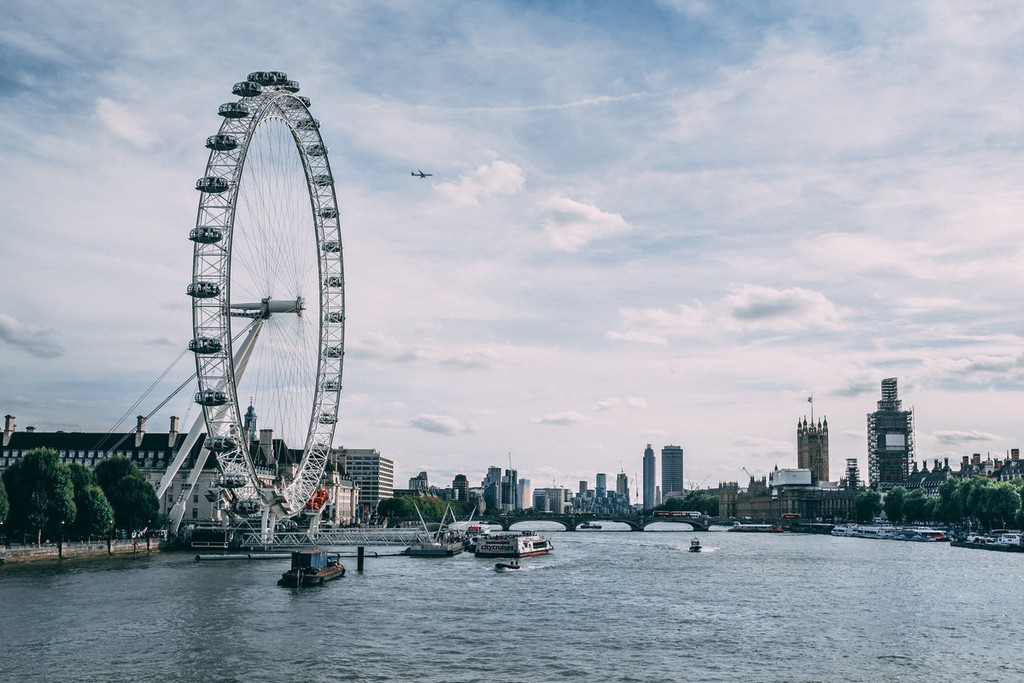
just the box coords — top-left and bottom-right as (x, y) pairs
(474, 531), (553, 558)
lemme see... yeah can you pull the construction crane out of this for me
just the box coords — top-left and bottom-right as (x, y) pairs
(742, 467), (754, 482)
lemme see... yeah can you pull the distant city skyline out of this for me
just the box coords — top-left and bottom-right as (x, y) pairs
(2, 2), (1023, 491)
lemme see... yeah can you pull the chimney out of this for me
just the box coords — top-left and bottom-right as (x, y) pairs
(135, 415), (146, 448)
(3, 414), (13, 447)
(25, 426), (36, 433)
(168, 415), (180, 449)
(259, 428), (275, 467)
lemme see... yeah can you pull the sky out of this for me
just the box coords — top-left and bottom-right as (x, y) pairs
(2, 1), (1023, 496)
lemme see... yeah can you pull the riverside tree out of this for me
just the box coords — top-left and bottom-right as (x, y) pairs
(853, 490), (882, 522)
(660, 491), (719, 516)
(95, 456), (159, 533)
(74, 485), (115, 541)
(883, 487), (906, 524)
(68, 463), (115, 540)
(1, 448), (76, 544)
(0, 475), (8, 525)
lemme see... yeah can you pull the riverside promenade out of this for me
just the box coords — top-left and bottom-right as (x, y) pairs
(1, 537), (169, 564)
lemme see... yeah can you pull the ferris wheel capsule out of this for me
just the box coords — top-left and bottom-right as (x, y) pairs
(218, 102), (250, 118)
(206, 134), (239, 151)
(195, 176), (230, 193)
(247, 71), (289, 86)
(206, 436), (239, 452)
(216, 473), (248, 489)
(186, 281), (221, 298)
(233, 499), (262, 516)
(232, 81), (263, 98)
(189, 337), (223, 354)
(189, 226), (224, 244)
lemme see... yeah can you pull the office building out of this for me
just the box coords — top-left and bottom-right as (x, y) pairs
(518, 478), (531, 510)
(341, 448), (394, 512)
(661, 445), (684, 500)
(452, 474), (469, 502)
(616, 472), (629, 506)
(643, 444), (656, 510)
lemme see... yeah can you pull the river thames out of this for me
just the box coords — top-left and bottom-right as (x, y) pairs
(2, 526), (1020, 682)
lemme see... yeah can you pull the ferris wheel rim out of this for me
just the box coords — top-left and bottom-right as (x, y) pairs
(188, 72), (344, 519)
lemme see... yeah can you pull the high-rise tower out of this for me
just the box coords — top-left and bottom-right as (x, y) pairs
(661, 445), (684, 500)
(797, 416), (829, 484)
(867, 377), (914, 492)
(643, 444), (656, 510)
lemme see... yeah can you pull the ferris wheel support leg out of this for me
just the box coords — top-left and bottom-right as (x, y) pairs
(157, 409), (209, 500)
(168, 446), (212, 535)
(260, 506), (274, 547)
(307, 513), (321, 543)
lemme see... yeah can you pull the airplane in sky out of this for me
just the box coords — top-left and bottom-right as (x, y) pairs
(411, 169), (432, 179)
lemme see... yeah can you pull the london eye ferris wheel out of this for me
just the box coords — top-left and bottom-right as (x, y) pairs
(186, 71), (344, 528)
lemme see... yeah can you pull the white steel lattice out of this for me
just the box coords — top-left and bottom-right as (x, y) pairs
(189, 72), (344, 523)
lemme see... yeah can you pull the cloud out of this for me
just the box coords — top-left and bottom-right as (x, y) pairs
(435, 161), (524, 205)
(933, 430), (1001, 445)
(409, 414), (478, 435)
(540, 197), (631, 252)
(592, 396), (647, 411)
(95, 98), (159, 148)
(609, 285), (842, 345)
(605, 330), (669, 346)
(531, 411), (591, 426)
(0, 312), (64, 358)
(725, 285), (843, 331)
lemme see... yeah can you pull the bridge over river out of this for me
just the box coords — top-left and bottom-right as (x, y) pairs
(469, 513), (732, 532)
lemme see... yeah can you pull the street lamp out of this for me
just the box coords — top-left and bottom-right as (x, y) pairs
(59, 519), (65, 559)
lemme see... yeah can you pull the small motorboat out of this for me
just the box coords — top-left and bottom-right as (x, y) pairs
(495, 561), (521, 571)
(689, 538), (702, 553)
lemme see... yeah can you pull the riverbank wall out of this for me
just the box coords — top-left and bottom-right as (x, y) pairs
(0, 538), (174, 564)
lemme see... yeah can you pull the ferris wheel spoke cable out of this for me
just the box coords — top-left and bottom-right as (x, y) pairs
(94, 319), (261, 454)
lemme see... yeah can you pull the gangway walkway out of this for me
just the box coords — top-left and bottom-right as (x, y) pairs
(238, 527), (429, 549)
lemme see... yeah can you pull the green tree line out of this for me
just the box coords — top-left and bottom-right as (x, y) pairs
(853, 477), (1024, 529)
(0, 449), (160, 544)
(377, 495), (474, 521)
(657, 491), (719, 516)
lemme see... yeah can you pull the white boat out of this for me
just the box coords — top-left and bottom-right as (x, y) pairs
(851, 525), (894, 539)
(462, 524), (492, 552)
(474, 531), (553, 558)
(830, 523), (857, 537)
(728, 522), (781, 533)
(891, 527), (946, 542)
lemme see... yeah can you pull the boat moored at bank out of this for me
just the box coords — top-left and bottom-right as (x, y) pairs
(729, 522), (782, 533)
(949, 530), (1023, 552)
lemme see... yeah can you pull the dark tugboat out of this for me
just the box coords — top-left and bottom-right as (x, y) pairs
(277, 548), (345, 587)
